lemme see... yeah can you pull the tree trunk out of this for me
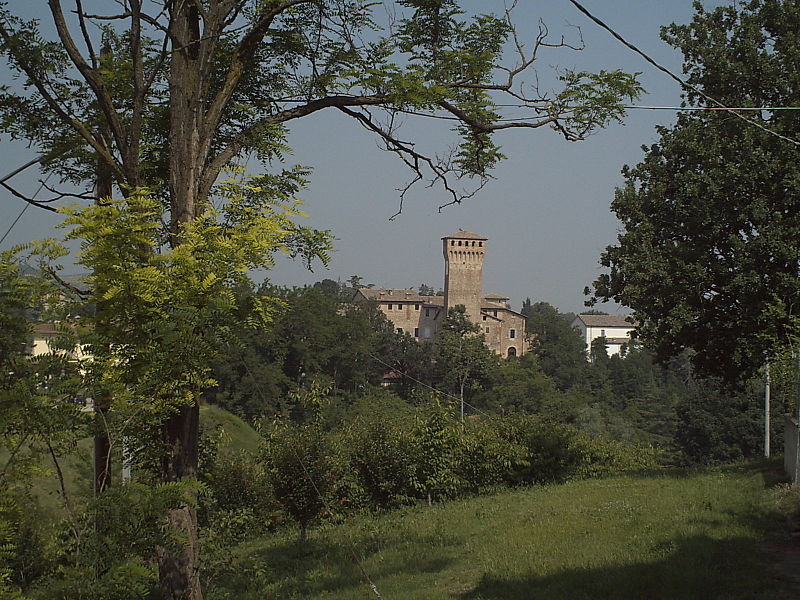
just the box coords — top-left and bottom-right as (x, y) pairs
(157, 402), (202, 600)
(157, 3), (207, 597)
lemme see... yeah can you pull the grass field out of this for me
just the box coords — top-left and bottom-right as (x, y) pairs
(209, 461), (796, 600)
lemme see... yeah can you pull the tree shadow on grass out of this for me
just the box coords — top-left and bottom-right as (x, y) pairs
(460, 534), (793, 600)
(210, 527), (456, 599)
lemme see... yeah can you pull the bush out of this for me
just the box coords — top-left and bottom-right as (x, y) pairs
(261, 423), (336, 542)
(499, 414), (658, 485)
(345, 417), (416, 509)
(407, 402), (462, 504)
(200, 450), (284, 532)
(454, 418), (526, 494)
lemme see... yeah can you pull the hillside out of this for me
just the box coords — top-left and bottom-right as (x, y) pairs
(208, 461), (798, 600)
(23, 404), (259, 511)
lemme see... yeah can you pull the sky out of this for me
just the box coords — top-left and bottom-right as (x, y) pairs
(0, 1), (729, 314)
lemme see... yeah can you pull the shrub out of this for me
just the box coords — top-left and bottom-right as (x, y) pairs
(499, 414), (658, 485)
(454, 418), (526, 494)
(261, 423), (335, 542)
(345, 417), (416, 509)
(407, 402), (462, 504)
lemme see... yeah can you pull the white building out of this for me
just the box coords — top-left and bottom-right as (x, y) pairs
(571, 314), (636, 359)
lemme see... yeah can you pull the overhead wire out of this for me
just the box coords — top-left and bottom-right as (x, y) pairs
(565, 0), (800, 147)
(366, 352), (496, 420)
(0, 171), (54, 248)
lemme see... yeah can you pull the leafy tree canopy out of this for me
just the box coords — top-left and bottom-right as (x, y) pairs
(590, 0), (800, 382)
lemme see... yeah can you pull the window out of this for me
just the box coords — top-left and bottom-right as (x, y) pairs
(425, 308), (430, 317)
(458, 240), (462, 246)
(509, 329), (516, 339)
(396, 328), (404, 334)
(507, 347), (517, 357)
(482, 315), (487, 321)
(415, 304), (420, 310)
(485, 327), (490, 333)
(414, 328), (419, 337)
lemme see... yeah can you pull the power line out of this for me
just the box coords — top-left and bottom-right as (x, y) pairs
(367, 352), (495, 420)
(566, 0), (800, 147)
(0, 172), (54, 248)
(624, 105), (800, 112)
(0, 203), (30, 247)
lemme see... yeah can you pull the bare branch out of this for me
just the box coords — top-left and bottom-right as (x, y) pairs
(0, 181), (59, 212)
(337, 106), (483, 218)
(46, 440), (81, 542)
(202, 0), (319, 149)
(39, 181), (95, 201)
(41, 263), (91, 297)
(0, 18), (123, 181)
(48, 0), (129, 159)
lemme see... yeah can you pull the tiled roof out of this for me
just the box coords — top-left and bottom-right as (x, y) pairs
(33, 323), (60, 337)
(441, 229), (487, 240)
(575, 314), (635, 328)
(483, 293), (509, 301)
(357, 288), (444, 305)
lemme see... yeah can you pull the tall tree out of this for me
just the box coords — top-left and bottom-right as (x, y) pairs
(590, 0), (800, 382)
(522, 300), (588, 390)
(436, 304), (497, 419)
(0, 2), (642, 596)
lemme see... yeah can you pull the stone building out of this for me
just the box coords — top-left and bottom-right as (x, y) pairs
(353, 230), (527, 357)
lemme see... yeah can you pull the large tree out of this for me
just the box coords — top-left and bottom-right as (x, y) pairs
(590, 0), (800, 382)
(0, 2), (642, 597)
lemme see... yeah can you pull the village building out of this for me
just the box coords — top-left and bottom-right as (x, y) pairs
(353, 230), (527, 357)
(571, 314), (636, 359)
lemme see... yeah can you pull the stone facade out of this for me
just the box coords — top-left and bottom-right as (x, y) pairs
(353, 230), (527, 357)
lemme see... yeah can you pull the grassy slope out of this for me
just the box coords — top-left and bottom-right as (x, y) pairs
(213, 461), (793, 600)
(200, 403), (260, 454)
(23, 404), (259, 510)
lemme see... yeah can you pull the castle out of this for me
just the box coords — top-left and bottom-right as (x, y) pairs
(353, 230), (527, 357)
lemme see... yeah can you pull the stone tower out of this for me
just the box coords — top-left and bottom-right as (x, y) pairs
(442, 229), (488, 324)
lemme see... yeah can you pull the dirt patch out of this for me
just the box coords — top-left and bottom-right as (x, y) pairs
(759, 520), (800, 592)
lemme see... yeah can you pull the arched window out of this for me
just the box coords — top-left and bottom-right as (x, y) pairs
(507, 347), (517, 357)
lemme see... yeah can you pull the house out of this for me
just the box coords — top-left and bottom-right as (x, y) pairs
(571, 314), (636, 359)
(353, 230), (527, 357)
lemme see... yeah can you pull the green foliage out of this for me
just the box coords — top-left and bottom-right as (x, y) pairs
(207, 462), (790, 600)
(262, 423), (335, 540)
(499, 414), (657, 485)
(590, 0), (800, 382)
(521, 300), (587, 390)
(675, 377), (782, 465)
(345, 416), (416, 509)
(454, 418), (526, 494)
(27, 481), (199, 600)
(408, 401), (462, 503)
(435, 305), (498, 409)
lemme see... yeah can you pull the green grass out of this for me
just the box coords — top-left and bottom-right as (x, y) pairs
(209, 461), (794, 600)
(201, 403), (260, 454)
(15, 404), (259, 512)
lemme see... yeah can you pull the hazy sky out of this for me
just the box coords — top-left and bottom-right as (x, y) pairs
(0, 1), (729, 313)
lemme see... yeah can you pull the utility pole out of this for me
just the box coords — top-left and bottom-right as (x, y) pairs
(93, 41), (113, 496)
(764, 363), (770, 458)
